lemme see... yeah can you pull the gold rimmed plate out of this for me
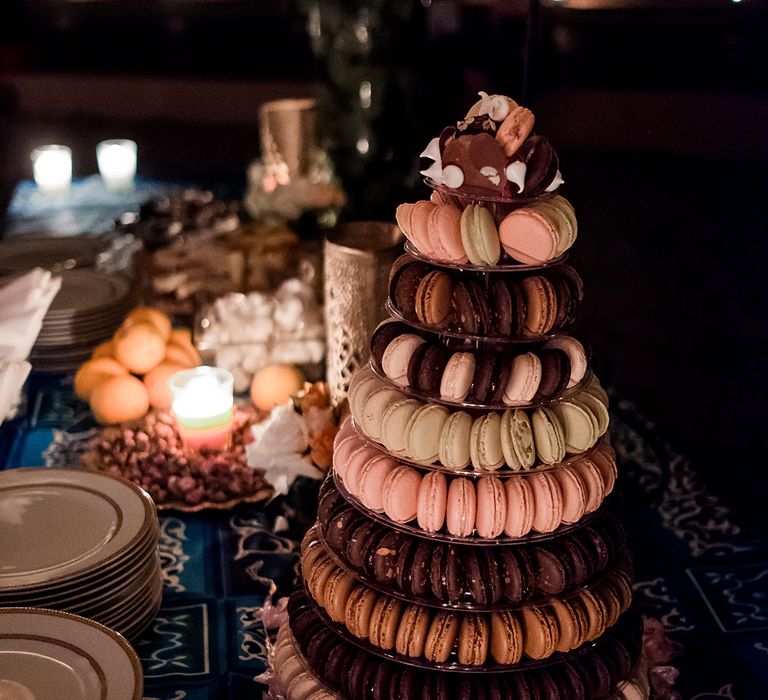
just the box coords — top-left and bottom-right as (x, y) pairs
(0, 607), (143, 699)
(0, 469), (155, 591)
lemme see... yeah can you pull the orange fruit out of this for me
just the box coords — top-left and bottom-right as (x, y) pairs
(90, 375), (150, 424)
(74, 358), (127, 401)
(164, 341), (202, 368)
(124, 307), (172, 341)
(91, 340), (114, 360)
(143, 362), (187, 411)
(169, 328), (193, 347)
(113, 322), (166, 374)
(250, 364), (304, 411)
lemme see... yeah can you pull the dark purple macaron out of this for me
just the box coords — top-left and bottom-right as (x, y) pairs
(489, 276), (514, 336)
(451, 280), (481, 334)
(519, 135), (559, 197)
(410, 540), (433, 598)
(346, 650), (374, 700)
(565, 535), (595, 585)
(305, 627), (339, 671)
(464, 548), (502, 605)
(444, 544), (465, 603)
(422, 672), (451, 700)
(390, 256), (429, 322)
(490, 355), (513, 405)
(500, 547), (533, 604)
(408, 342), (450, 397)
(580, 650), (613, 698)
(290, 607), (324, 653)
(346, 519), (379, 572)
(372, 662), (393, 700)
(325, 508), (364, 555)
(579, 526), (611, 572)
(372, 530), (405, 584)
(531, 544), (570, 595)
(317, 488), (348, 528)
(502, 672), (535, 700)
(535, 348), (571, 401)
(371, 320), (408, 368)
(325, 642), (354, 689)
(469, 352), (497, 403)
(430, 544), (447, 601)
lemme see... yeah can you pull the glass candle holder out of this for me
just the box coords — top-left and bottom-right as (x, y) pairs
(31, 145), (72, 193)
(96, 139), (137, 190)
(169, 366), (234, 450)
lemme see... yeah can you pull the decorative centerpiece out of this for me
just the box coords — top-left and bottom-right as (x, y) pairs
(268, 93), (649, 699)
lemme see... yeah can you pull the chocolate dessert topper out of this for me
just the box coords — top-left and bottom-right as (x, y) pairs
(420, 92), (564, 199)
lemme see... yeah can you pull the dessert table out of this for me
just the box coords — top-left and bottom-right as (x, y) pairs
(0, 373), (765, 699)
(2, 173), (766, 700)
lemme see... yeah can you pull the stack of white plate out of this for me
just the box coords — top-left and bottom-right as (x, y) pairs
(30, 269), (134, 373)
(0, 607), (143, 699)
(0, 468), (162, 641)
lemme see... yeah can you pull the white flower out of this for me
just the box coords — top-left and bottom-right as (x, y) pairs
(246, 402), (321, 496)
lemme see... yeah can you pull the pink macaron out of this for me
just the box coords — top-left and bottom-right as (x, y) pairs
(334, 415), (357, 446)
(428, 204), (468, 264)
(498, 208), (560, 265)
(556, 466), (588, 524)
(528, 471), (564, 534)
(475, 476), (507, 539)
(504, 352), (542, 405)
(440, 352), (476, 401)
(574, 458), (604, 513)
(333, 433), (365, 484)
(343, 444), (382, 496)
(417, 471), (448, 532)
(357, 454), (398, 513)
(410, 201), (437, 256)
(382, 334), (426, 387)
(503, 477), (534, 537)
(446, 477), (477, 537)
(383, 465), (422, 523)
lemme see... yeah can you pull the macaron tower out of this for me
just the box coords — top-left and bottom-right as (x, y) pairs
(271, 94), (649, 700)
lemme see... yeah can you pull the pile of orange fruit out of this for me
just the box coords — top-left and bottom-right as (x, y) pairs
(74, 307), (201, 424)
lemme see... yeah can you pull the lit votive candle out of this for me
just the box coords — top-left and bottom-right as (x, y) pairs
(169, 367), (234, 450)
(96, 139), (137, 190)
(31, 145), (72, 193)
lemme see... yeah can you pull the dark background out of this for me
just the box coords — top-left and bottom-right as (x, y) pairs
(1, 0), (767, 540)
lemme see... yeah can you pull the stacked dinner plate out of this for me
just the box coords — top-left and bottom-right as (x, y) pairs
(0, 468), (162, 641)
(30, 269), (134, 373)
(0, 607), (143, 699)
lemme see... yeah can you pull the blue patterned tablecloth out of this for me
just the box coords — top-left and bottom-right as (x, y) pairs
(1, 374), (766, 700)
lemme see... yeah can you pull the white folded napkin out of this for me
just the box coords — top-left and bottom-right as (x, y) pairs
(0, 268), (62, 362)
(0, 268), (62, 424)
(0, 360), (31, 424)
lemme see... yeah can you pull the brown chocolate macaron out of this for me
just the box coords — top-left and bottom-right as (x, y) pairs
(457, 613), (490, 666)
(424, 611), (460, 663)
(395, 604), (431, 658)
(550, 598), (589, 652)
(521, 605), (559, 659)
(415, 270), (454, 328)
(390, 257), (429, 322)
(520, 275), (558, 337)
(368, 596), (404, 650)
(345, 584), (378, 638)
(490, 610), (523, 664)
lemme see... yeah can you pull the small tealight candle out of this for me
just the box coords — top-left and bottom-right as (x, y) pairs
(169, 366), (234, 450)
(31, 145), (72, 193)
(96, 139), (137, 190)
